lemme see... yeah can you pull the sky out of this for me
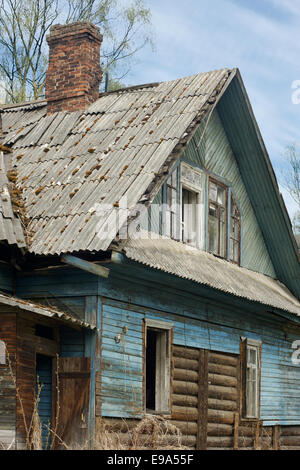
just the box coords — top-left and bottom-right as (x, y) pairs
(126, 0), (300, 220)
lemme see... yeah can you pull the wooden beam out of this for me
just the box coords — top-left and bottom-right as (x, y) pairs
(273, 425), (279, 450)
(233, 412), (239, 450)
(61, 254), (109, 278)
(197, 348), (208, 450)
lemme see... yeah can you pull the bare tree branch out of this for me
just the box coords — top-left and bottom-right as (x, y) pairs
(0, 0), (153, 103)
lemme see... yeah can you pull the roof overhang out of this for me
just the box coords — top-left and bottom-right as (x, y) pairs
(217, 71), (300, 298)
(0, 293), (95, 329)
(115, 234), (300, 318)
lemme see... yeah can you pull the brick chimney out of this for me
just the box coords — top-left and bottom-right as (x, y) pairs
(46, 22), (103, 114)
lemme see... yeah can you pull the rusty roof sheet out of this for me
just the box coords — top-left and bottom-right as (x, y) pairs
(0, 68), (232, 255)
(0, 292), (95, 329)
(123, 234), (300, 317)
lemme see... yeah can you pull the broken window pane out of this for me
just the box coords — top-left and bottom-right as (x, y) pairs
(208, 180), (227, 258)
(209, 182), (217, 201)
(230, 196), (241, 264)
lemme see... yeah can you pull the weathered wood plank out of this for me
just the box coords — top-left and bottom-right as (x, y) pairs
(197, 349), (208, 450)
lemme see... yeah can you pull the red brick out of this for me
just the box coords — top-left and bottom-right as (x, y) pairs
(45, 22), (103, 114)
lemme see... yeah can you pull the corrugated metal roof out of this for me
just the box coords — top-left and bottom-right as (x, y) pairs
(123, 234), (300, 316)
(0, 292), (95, 329)
(0, 68), (231, 255)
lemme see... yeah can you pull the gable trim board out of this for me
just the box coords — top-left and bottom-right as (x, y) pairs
(217, 71), (300, 298)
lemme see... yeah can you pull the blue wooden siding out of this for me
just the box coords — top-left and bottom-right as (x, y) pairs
(15, 264), (300, 426)
(60, 326), (85, 357)
(16, 268), (98, 300)
(100, 299), (144, 418)
(97, 270), (300, 426)
(36, 354), (52, 448)
(0, 263), (14, 293)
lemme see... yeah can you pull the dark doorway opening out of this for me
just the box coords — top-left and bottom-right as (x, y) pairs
(146, 329), (156, 410)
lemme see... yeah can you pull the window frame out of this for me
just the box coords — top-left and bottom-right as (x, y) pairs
(144, 318), (173, 414)
(163, 166), (180, 241)
(230, 194), (241, 265)
(208, 177), (228, 259)
(240, 337), (262, 420)
(180, 162), (204, 249)
(0, 340), (6, 366)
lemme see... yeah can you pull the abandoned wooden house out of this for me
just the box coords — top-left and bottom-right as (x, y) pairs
(0, 21), (300, 450)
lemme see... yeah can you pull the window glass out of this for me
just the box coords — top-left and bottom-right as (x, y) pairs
(230, 196), (241, 264)
(246, 343), (259, 418)
(181, 164), (204, 249)
(182, 188), (197, 246)
(208, 179), (227, 258)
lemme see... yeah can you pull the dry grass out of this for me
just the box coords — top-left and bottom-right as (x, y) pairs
(3, 346), (185, 450)
(94, 415), (186, 450)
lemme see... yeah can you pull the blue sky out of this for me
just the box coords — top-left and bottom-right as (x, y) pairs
(127, 0), (300, 218)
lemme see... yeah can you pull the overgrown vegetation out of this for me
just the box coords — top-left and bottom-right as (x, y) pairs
(1, 346), (184, 450)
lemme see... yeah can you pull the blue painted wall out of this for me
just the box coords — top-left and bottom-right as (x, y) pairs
(96, 269), (300, 426)
(0, 262), (14, 293)
(16, 264), (300, 426)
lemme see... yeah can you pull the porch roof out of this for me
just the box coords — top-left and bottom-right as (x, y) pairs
(0, 293), (95, 329)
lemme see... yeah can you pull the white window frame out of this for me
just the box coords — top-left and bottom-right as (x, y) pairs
(144, 319), (173, 414)
(245, 338), (261, 419)
(0, 340), (6, 365)
(180, 162), (204, 249)
(164, 167), (180, 241)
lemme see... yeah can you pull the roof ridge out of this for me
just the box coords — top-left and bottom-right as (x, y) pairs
(1, 99), (47, 111)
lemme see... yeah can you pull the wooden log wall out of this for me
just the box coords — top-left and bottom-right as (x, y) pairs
(0, 312), (17, 449)
(206, 351), (239, 450)
(86, 334), (300, 450)
(170, 345), (199, 449)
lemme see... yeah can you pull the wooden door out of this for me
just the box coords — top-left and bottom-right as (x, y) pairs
(56, 357), (91, 449)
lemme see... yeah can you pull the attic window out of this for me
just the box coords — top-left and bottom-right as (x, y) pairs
(208, 178), (227, 258)
(181, 163), (204, 248)
(145, 319), (172, 413)
(0, 340), (6, 365)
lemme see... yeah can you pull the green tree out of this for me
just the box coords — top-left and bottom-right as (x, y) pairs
(0, 0), (153, 103)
